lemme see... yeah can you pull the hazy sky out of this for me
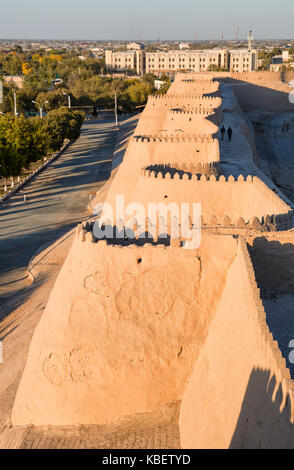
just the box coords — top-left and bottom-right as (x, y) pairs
(0, 0), (293, 40)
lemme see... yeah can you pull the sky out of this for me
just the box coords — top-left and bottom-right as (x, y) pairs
(0, 0), (293, 41)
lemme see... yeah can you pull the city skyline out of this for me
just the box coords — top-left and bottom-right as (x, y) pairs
(0, 0), (293, 41)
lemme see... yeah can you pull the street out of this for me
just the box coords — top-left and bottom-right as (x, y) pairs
(0, 116), (118, 302)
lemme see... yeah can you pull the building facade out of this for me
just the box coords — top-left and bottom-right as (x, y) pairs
(127, 42), (144, 50)
(145, 49), (228, 73)
(228, 49), (258, 73)
(105, 49), (144, 75)
(105, 48), (258, 75)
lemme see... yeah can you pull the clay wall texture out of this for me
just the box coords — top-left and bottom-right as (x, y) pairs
(11, 71), (294, 443)
(179, 238), (294, 449)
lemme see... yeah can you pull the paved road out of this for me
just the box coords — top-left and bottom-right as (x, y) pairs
(0, 116), (118, 302)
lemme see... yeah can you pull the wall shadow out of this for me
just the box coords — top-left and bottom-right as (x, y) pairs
(230, 368), (294, 449)
(219, 76), (294, 112)
(249, 236), (294, 378)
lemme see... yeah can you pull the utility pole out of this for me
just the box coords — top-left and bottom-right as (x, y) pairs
(114, 90), (118, 126)
(221, 32), (224, 42)
(209, 28), (213, 43)
(14, 91), (18, 116)
(63, 92), (71, 108)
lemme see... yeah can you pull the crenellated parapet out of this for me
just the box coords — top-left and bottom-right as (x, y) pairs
(150, 93), (219, 100)
(238, 238), (294, 419)
(141, 171), (253, 182)
(143, 162), (221, 178)
(132, 134), (218, 144)
(169, 108), (215, 116)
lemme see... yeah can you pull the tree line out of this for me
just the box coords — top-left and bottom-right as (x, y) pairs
(0, 108), (84, 178)
(0, 50), (170, 115)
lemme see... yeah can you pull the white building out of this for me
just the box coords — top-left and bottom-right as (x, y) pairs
(145, 49), (228, 73)
(127, 42), (144, 50)
(106, 40), (258, 75)
(228, 49), (258, 72)
(179, 43), (190, 50)
(105, 50), (144, 75)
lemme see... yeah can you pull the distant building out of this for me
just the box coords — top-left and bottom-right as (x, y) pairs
(282, 50), (289, 61)
(154, 79), (165, 90)
(145, 49), (228, 73)
(127, 42), (144, 50)
(4, 75), (24, 88)
(270, 50), (294, 71)
(105, 49), (144, 75)
(228, 49), (258, 73)
(179, 43), (190, 50)
(105, 32), (258, 75)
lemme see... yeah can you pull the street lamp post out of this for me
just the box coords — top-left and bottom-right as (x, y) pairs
(32, 100), (48, 118)
(63, 92), (71, 108)
(114, 90), (118, 127)
(14, 92), (18, 116)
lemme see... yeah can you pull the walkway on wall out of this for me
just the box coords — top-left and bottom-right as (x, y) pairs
(219, 84), (293, 213)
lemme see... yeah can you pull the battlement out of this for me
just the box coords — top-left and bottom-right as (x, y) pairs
(169, 108), (216, 116)
(238, 238), (294, 420)
(136, 173), (292, 231)
(132, 134), (217, 143)
(144, 162), (221, 178)
(141, 171), (252, 182)
(149, 93), (219, 101)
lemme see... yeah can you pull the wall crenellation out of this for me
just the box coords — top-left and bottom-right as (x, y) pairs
(149, 93), (218, 100)
(133, 134), (217, 143)
(142, 170), (252, 182)
(239, 238), (294, 421)
(169, 108), (217, 116)
(143, 162), (220, 178)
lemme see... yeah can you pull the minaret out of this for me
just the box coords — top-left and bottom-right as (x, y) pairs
(235, 26), (239, 43)
(247, 30), (254, 51)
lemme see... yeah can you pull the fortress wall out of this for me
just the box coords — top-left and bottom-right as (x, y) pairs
(148, 94), (221, 106)
(284, 71), (294, 83)
(136, 78), (221, 135)
(11, 233), (237, 426)
(163, 109), (222, 133)
(230, 71), (282, 83)
(135, 112), (219, 136)
(225, 72), (293, 111)
(131, 137), (220, 165)
(146, 96), (222, 114)
(179, 238), (294, 449)
(171, 75), (220, 95)
(130, 175), (292, 229)
(247, 234), (294, 293)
